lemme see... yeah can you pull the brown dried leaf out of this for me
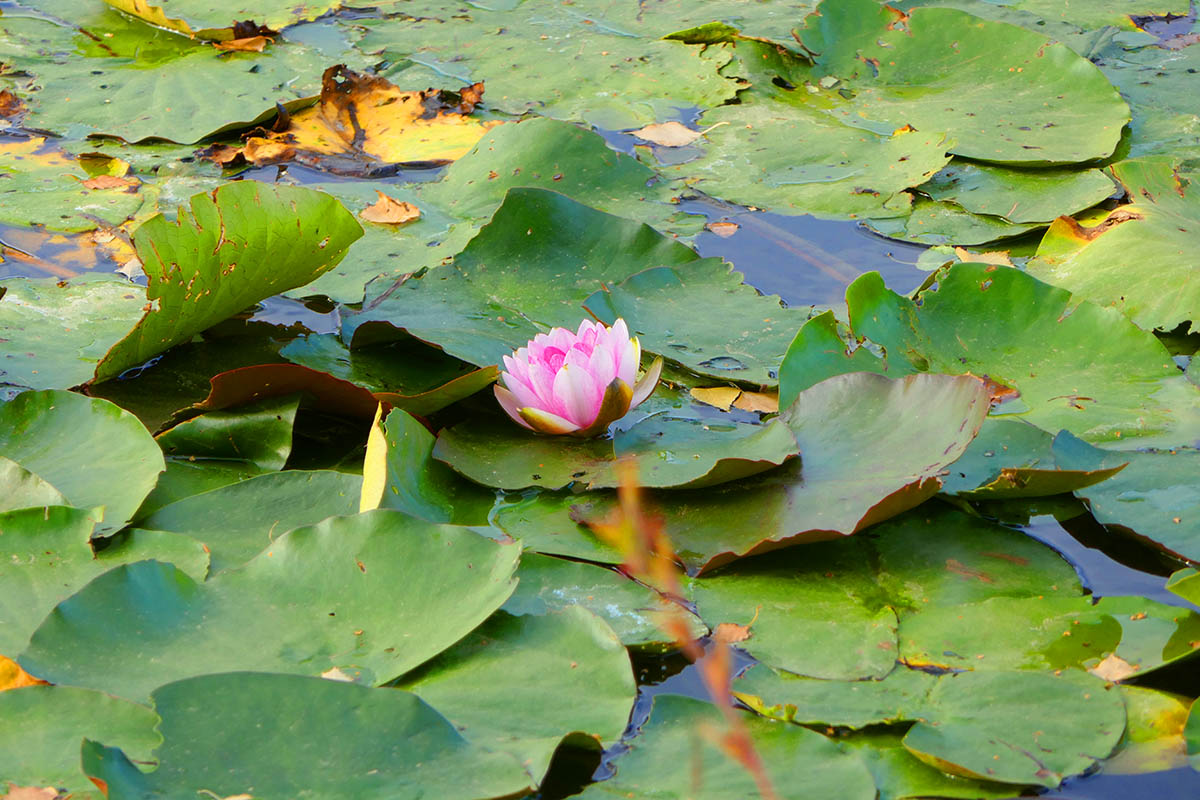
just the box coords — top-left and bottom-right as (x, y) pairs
(0, 655), (48, 691)
(2, 786), (61, 800)
(1090, 653), (1138, 682)
(732, 391), (778, 414)
(0, 90), (26, 121)
(713, 622), (752, 645)
(81, 175), (140, 192)
(213, 35), (272, 53)
(690, 386), (742, 411)
(360, 191), (420, 225)
(631, 120), (726, 147)
(706, 221), (740, 238)
(953, 246), (1013, 267)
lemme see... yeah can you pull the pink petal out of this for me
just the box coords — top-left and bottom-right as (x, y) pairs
(520, 406), (582, 435)
(494, 385), (534, 429)
(553, 354), (603, 426)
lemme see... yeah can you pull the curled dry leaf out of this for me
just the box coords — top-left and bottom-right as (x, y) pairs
(206, 65), (501, 175)
(1090, 653), (1138, 683)
(630, 120), (727, 147)
(690, 386), (779, 414)
(80, 175), (140, 192)
(0, 655), (48, 691)
(706, 221), (740, 237)
(0, 90), (25, 121)
(953, 246), (1013, 267)
(360, 191), (421, 225)
(213, 36), (272, 53)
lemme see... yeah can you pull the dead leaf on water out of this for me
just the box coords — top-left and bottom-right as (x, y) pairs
(0, 654), (48, 691)
(631, 121), (727, 147)
(205, 65), (501, 175)
(706, 221), (740, 237)
(360, 191), (420, 225)
(953, 246), (1013, 267)
(0, 90), (25, 123)
(1090, 653), (1138, 682)
(1, 785), (61, 800)
(320, 666), (355, 682)
(713, 622), (753, 644)
(691, 386), (742, 411)
(213, 36), (272, 53)
(80, 175), (140, 192)
(691, 386), (779, 414)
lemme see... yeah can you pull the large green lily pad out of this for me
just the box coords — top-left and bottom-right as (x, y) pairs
(1055, 436), (1200, 562)
(94, 182), (361, 381)
(0, 390), (164, 535)
(0, 276), (145, 394)
(0, 505), (208, 656)
(903, 670), (1125, 787)
(919, 160), (1116, 223)
(0, 685), (159, 800)
(795, 0), (1130, 164)
(584, 259), (812, 386)
(0, 456), (67, 512)
(136, 469), (361, 573)
(576, 373), (986, 571)
(82, 672), (531, 799)
(1029, 157), (1200, 333)
(20, 511), (520, 699)
(780, 263), (1200, 448)
(154, 394), (299, 472)
(342, 187), (698, 367)
(575, 694), (876, 800)
(399, 608), (636, 782)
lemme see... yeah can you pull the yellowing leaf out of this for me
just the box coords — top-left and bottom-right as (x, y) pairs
(1090, 652), (1138, 682)
(0, 655), (48, 691)
(1, 785), (61, 800)
(706, 221), (740, 238)
(219, 66), (502, 174)
(631, 121), (726, 147)
(690, 386), (742, 411)
(213, 36), (272, 53)
(359, 404), (387, 513)
(360, 191), (420, 225)
(691, 387), (779, 414)
(80, 175), (139, 192)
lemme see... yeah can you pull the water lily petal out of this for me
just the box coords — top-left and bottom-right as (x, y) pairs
(631, 356), (663, 408)
(519, 406), (582, 435)
(494, 384), (534, 430)
(572, 378), (634, 438)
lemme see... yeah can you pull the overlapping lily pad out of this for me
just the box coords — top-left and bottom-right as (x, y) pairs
(0, 685), (159, 800)
(82, 672), (532, 800)
(780, 263), (1200, 447)
(398, 608), (636, 782)
(1030, 157), (1200, 333)
(104, 0), (341, 40)
(919, 160), (1116, 223)
(94, 182), (362, 381)
(0, 390), (164, 534)
(155, 394), (298, 471)
(20, 511), (520, 699)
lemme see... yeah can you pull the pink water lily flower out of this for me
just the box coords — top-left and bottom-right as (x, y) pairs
(495, 319), (663, 437)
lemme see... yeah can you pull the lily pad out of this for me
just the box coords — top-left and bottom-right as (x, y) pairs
(903, 670), (1124, 787)
(841, 729), (1017, 800)
(0, 276), (145, 393)
(941, 417), (1127, 498)
(154, 394), (299, 472)
(434, 411), (799, 491)
(919, 160), (1116, 223)
(20, 510), (520, 699)
(0, 685), (159, 800)
(103, 0), (342, 40)
(1055, 435), (1200, 562)
(135, 469), (362, 573)
(796, 0), (1130, 164)
(342, 187), (699, 367)
(82, 672), (531, 799)
(502, 552), (703, 648)
(1167, 568), (1200, 606)
(94, 182), (362, 381)
(582, 373), (988, 572)
(865, 196), (1042, 246)
(734, 664), (936, 729)
(398, 608), (636, 782)
(0, 455), (67, 512)
(780, 263), (1200, 448)
(1029, 157), (1200, 333)
(0, 505), (207, 656)
(575, 694), (876, 800)
(584, 259), (812, 386)
(0, 390), (163, 535)
(493, 493), (624, 565)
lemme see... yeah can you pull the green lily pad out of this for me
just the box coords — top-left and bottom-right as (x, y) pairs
(902, 670), (1124, 787)
(1188, 697), (1200, 769)
(796, 0), (1130, 165)
(584, 259), (812, 386)
(780, 263), (1200, 448)
(1055, 436), (1200, 562)
(1104, 685), (1193, 776)
(0, 685), (159, 800)
(1167, 568), (1200, 606)
(399, 608), (636, 782)
(0, 390), (164, 535)
(502, 552), (703, 648)
(0, 137), (144, 232)
(155, 394), (299, 472)
(919, 160), (1116, 223)
(733, 664), (936, 729)
(0, 455), (67, 512)
(433, 411), (799, 491)
(657, 89), (952, 219)
(865, 196), (1042, 246)
(1029, 157), (1200, 333)
(0, 505), (207, 656)
(93, 181), (362, 381)
(342, 187), (699, 367)
(356, 6), (738, 130)
(20, 510), (520, 699)
(493, 493), (624, 565)
(842, 729), (1017, 800)
(942, 417), (1127, 498)
(367, 408), (494, 525)
(135, 469), (363, 573)
(0, 276), (145, 394)
(575, 694), (876, 800)
(132, 458), (264, 521)
(583, 373), (987, 572)
(82, 672), (531, 799)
